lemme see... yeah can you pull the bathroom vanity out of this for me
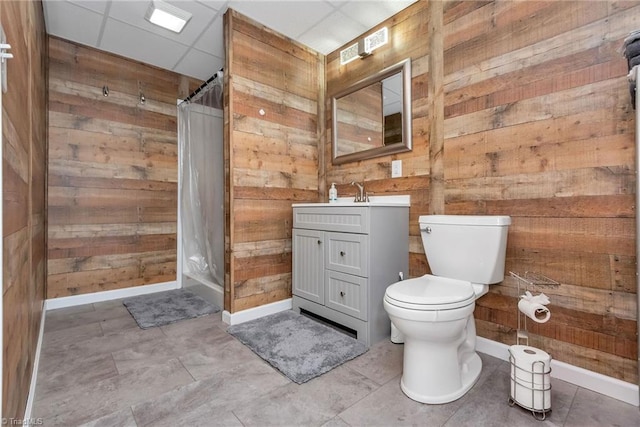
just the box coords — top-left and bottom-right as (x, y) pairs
(291, 197), (409, 347)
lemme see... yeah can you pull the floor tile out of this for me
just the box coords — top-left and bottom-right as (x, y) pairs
(49, 324), (165, 366)
(44, 304), (96, 332)
(32, 301), (640, 427)
(99, 311), (140, 335)
(112, 324), (231, 374)
(321, 417), (352, 427)
(179, 335), (257, 380)
(131, 359), (290, 427)
(44, 304), (131, 333)
(77, 407), (138, 427)
(34, 352), (119, 399)
(41, 322), (104, 352)
(233, 364), (380, 426)
(443, 364), (576, 427)
(159, 312), (226, 336)
(564, 387), (640, 427)
(345, 339), (403, 386)
(338, 373), (464, 426)
(33, 358), (193, 425)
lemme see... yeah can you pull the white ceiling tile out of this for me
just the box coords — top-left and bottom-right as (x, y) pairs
(173, 49), (225, 80)
(194, 14), (224, 57)
(108, 0), (218, 47)
(341, 0), (414, 29)
(68, 0), (109, 14)
(196, 0), (228, 11)
(43, 1), (104, 45)
(297, 10), (366, 54)
(43, 0), (419, 79)
(228, 0), (335, 40)
(100, 19), (190, 70)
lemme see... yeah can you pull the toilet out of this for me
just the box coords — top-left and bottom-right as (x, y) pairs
(383, 214), (511, 404)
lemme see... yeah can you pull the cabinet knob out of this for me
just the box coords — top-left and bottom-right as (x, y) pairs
(340, 251), (345, 256)
(340, 291), (345, 297)
(317, 240), (322, 245)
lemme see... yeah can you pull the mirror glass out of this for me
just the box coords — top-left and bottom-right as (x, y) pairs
(332, 59), (412, 164)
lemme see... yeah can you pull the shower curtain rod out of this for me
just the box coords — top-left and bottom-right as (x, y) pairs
(183, 68), (223, 104)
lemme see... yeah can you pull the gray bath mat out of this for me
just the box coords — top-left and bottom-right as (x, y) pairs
(123, 289), (219, 329)
(227, 310), (367, 384)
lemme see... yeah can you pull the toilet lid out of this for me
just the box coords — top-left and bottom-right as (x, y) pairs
(385, 275), (476, 310)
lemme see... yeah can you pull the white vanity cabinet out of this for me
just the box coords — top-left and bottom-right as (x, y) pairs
(292, 202), (409, 347)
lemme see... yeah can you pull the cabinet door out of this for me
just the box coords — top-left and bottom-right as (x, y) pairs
(292, 229), (325, 304)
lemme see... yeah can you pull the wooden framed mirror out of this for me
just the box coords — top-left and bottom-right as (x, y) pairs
(332, 59), (412, 165)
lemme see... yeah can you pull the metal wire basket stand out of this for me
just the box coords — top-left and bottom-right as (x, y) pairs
(507, 271), (558, 421)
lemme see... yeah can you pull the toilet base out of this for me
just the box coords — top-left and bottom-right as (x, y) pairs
(400, 351), (482, 404)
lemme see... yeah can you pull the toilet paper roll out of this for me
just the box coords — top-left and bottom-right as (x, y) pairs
(509, 345), (552, 411)
(518, 298), (551, 323)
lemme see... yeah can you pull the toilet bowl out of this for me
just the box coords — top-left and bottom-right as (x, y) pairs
(384, 215), (510, 404)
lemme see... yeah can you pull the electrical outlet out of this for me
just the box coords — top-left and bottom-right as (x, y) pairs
(391, 160), (402, 178)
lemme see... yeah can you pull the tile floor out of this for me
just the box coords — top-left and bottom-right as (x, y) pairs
(32, 299), (640, 426)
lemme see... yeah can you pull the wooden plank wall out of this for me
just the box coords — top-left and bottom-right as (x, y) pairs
(326, 0), (638, 383)
(325, 2), (431, 278)
(47, 38), (196, 298)
(225, 10), (322, 312)
(1, 0), (47, 418)
(443, 0), (638, 384)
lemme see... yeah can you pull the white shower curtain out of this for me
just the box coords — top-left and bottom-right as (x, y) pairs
(178, 75), (224, 286)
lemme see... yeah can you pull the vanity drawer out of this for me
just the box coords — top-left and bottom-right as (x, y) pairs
(325, 232), (368, 277)
(293, 207), (369, 234)
(325, 270), (367, 321)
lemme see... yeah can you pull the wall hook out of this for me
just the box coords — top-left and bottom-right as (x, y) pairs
(102, 85), (109, 97)
(139, 92), (146, 105)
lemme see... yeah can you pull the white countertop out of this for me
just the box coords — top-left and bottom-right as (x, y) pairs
(292, 195), (410, 207)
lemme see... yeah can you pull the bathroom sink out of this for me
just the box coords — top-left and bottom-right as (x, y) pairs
(292, 195), (410, 207)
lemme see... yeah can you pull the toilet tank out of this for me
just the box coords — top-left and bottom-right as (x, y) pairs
(419, 215), (511, 284)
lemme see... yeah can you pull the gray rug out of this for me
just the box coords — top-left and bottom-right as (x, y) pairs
(227, 310), (368, 384)
(123, 289), (220, 329)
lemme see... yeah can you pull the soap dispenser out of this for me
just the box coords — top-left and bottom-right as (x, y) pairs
(329, 183), (338, 203)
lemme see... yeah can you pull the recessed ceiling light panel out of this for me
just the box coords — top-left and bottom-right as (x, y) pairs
(145, 0), (192, 34)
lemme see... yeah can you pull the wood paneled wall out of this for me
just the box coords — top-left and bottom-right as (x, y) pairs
(325, 2), (431, 278)
(1, 0), (47, 418)
(47, 38), (195, 298)
(224, 10), (322, 312)
(325, 0), (638, 383)
(443, 0), (638, 384)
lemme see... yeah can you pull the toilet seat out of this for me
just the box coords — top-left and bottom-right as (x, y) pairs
(385, 274), (476, 311)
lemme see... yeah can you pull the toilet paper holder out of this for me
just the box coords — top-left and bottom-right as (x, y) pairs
(508, 346), (552, 420)
(508, 272), (558, 420)
(509, 271), (559, 346)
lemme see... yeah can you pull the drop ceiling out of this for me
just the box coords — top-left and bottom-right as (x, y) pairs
(43, 0), (418, 81)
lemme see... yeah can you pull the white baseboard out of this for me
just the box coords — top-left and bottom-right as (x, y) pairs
(222, 298), (292, 325)
(182, 275), (224, 311)
(44, 281), (179, 311)
(24, 301), (46, 421)
(476, 336), (639, 407)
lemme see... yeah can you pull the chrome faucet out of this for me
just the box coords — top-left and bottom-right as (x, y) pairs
(350, 181), (367, 202)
